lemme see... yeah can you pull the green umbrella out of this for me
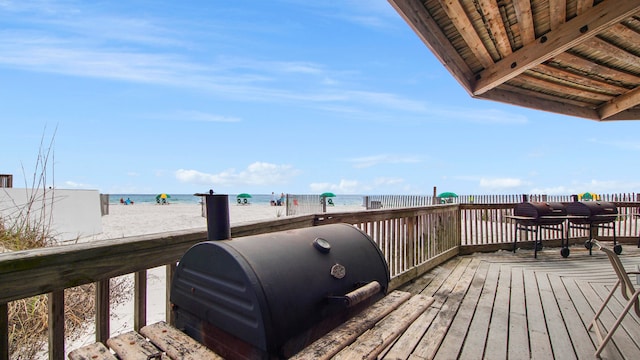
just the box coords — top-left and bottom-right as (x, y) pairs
(438, 192), (458, 198)
(156, 193), (171, 200)
(320, 192), (336, 197)
(236, 193), (252, 199)
(578, 192), (599, 201)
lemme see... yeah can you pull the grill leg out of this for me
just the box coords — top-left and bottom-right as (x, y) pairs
(589, 223), (598, 255)
(534, 227), (540, 258)
(560, 223), (570, 258)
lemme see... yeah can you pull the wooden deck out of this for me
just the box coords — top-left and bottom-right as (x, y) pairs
(384, 242), (640, 360)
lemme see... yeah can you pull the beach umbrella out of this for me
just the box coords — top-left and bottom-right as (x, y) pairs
(578, 192), (599, 201)
(156, 193), (171, 200)
(236, 193), (252, 199)
(438, 192), (458, 198)
(320, 192), (336, 197)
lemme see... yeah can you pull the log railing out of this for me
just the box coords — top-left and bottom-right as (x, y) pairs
(2, 201), (639, 359)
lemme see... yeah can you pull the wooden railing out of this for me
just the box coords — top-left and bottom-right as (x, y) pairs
(459, 201), (640, 254)
(3, 201), (639, 359)
(0, 205), (460, 360)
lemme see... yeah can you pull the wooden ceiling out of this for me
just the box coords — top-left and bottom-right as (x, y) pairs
(388, 0), (640, 121)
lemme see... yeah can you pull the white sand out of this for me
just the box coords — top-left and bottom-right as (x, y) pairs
(67, 201), (364, 355)
(84, 202), (363, 241)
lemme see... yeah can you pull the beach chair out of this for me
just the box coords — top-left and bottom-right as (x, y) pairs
(588, 242), (640, 358)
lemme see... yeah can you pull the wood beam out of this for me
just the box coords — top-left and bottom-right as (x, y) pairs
(603, 107), (640, 120)
(478, 88), (600, 120)
(388, 0), (475, 94)
(477, 0), (512, 57)
(598, 86), (640, 119)
(535, 64), (628, 95)
(437, 0), (495, 68)
(551, 52), (640, 86)
(512, 0), (535, 44)
(472, 0), (640, 95)
(579, 37), (640, 66)
(549, 0), (567, 30)
(576, 0), (595, 15)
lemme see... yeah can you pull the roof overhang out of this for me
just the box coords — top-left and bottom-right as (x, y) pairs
(388, 0), (640, 121)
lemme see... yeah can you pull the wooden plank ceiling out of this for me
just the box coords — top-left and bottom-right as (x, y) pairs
(388, 0), (640, 121)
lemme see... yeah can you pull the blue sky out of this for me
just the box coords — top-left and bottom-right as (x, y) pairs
(2, 0), (640, 196)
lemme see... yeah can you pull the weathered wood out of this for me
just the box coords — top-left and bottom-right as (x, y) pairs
(537, 272), (576, 358)
(0, 230), (206, 304)
(548, 274), (595, 359)
(383, 307), (438, 359)
(411, 257), (476, 358)
(506, 266), (530, 360)
(165, 262), (176, 325)
(1, 302), (7, 360)
(523, 268), (554, 359)
(67, 342), (117, 360)
(458, 262), (500, 358)
(484, 263), (510, 359)
(48, 290), (65, 360)
(332, 294), (434, 360)
(134, 270), (147, 331)
(290, 290), (413, 360)
(431, 261), (490, 359)
(106, 331), (170, 360)
(140, 321), (222, 360)
(95, 279), (110, 344)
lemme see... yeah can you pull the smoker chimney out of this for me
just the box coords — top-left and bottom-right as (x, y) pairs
(197, 190), (231, 241)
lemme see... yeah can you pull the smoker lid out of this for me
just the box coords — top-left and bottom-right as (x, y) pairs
(170, 223), (390, 357)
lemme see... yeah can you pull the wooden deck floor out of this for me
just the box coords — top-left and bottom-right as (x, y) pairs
(383, 243), (640, 360)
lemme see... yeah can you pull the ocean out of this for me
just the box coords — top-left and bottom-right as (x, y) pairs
(108, 194), (366, 207)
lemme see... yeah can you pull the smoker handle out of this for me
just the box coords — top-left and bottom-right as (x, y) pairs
(327, 281), (381, 308)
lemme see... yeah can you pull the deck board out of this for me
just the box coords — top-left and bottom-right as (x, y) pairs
(68, 243), (640, 360)
(431, 260), (489, 360)
(507, 266), (530, 360)
(395, 243), (640, 360)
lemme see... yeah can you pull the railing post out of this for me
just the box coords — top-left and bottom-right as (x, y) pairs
(48, 290), (65, 360)
(1, 302), (7, 360)
(406, 216), (416, 271)
(95, 279), (110, 344)
(166, 262), (177, 325)
(134, 270), (147, 331)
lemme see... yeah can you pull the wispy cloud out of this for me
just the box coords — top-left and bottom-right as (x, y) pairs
(309, 179), (364, 194)
(434, 108), (528, 125)
(154, 110), (241, 123)
(175, 162), (300, 188)
(479, 177), (526, 189)
(348, 154), (422, 169)
(588, 138), (640, 151)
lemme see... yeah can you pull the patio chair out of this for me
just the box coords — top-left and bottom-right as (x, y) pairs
(588, 242), (640, 358)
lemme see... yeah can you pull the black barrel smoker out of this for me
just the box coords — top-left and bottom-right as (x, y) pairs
(170, 193), (390, 359)
(566, 200), (620, 255)
(511, 202), (568, 258)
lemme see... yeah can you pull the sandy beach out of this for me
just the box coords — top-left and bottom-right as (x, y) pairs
(83, 201), (363, 241)
(67, 201), (364, 355)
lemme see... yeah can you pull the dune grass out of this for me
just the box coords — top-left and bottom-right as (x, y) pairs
(1, 130), (129, 359)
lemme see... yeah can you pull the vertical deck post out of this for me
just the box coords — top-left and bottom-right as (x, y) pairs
(95, 279), (110, 344)
(166, 262), (177, 325)
(134, 270), (147, 331)
(1, 302), (7, 360)
(48, 290), (65, 360)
